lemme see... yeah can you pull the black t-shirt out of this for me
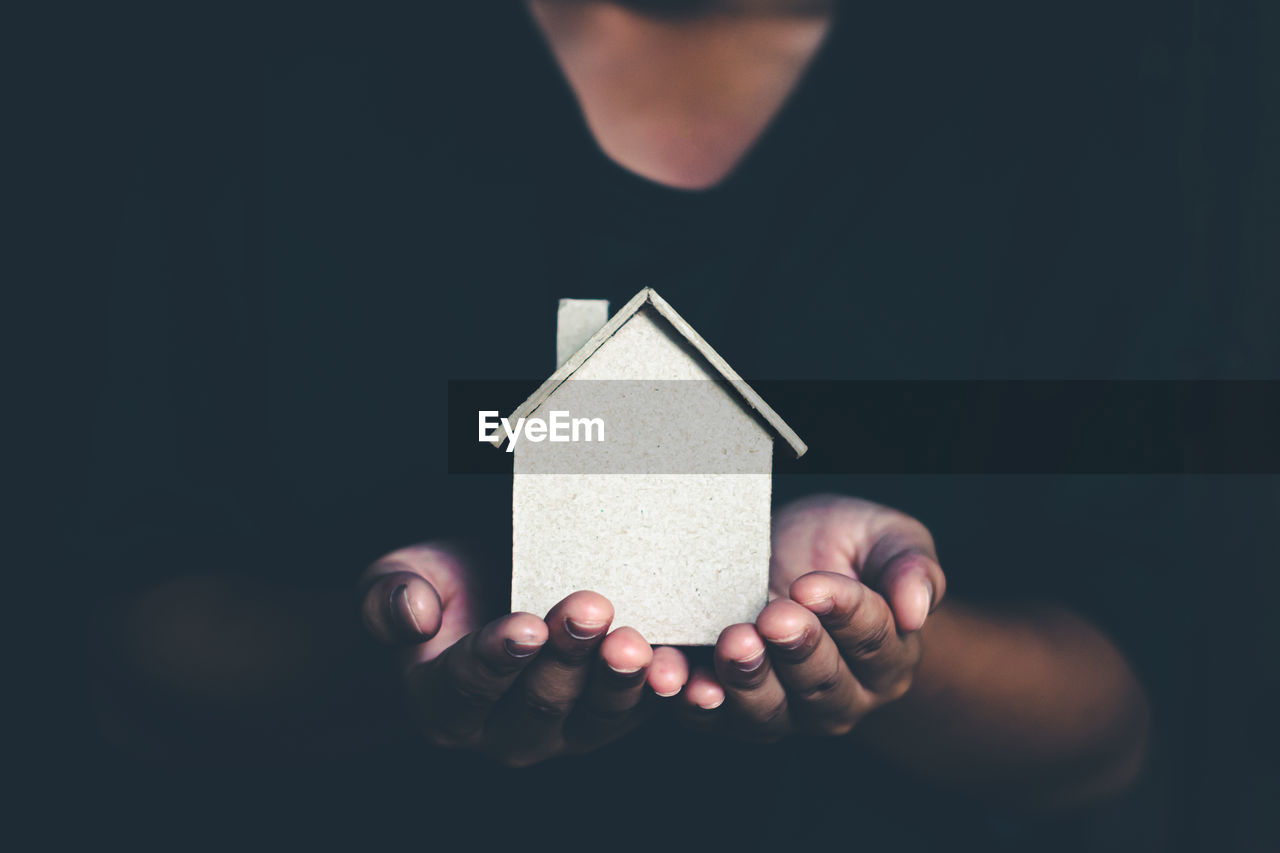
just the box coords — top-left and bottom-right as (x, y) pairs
(75, 2), (1276, 849)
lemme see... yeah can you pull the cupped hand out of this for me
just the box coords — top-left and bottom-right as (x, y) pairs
(360, 544), (691, 766)
(678, 494), (946, 741)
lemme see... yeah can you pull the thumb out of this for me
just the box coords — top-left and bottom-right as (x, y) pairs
(861, 522), (946, 634)
(360, 564), (445, 645)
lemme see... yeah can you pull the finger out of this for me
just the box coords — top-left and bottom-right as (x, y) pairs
(360, 568), (443, 645)
(648, 646), (691, 698)
(789, 571), (915, 695)
(488, 591), (613, 761)
(857, 518), (946, 625)
(359, 545), (483, 659)
(682, 666), (726, 711)
(756, 598), (862, 734)
(713, 623), (791, 741)
(411, 611), (548, 748)
(877, 552), (944, 632)
(566, 627), (654, 750)
(674, 666), (726, 733)
(584, 627), (653, 716)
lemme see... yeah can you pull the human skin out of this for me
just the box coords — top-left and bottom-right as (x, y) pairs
(358, 495), (1148, 809)
(525, 0), (837, 189)
(92, 494), (1146, 809)
(90, 0), (1146, 807)
(358, 545), (691, 766)
(674, 495), (1150, 811)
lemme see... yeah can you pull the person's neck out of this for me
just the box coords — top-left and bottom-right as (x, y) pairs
(527, 0), (835, 190)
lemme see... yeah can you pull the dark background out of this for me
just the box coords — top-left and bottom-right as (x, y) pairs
(17, 1), (1278, 849)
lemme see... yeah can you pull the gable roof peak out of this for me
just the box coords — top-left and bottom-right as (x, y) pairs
(490, 287), (807, 458)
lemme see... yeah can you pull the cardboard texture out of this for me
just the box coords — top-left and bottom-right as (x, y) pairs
(505, 288), (805, 645)
(556, 299), (610, 368)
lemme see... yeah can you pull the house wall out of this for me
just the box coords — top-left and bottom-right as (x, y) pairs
(511, 307), (775, 645)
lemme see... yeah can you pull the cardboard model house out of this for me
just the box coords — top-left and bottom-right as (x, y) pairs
(491, 288), (806, 645)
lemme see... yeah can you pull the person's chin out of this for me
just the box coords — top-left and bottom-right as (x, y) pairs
(604, 0), (734, 15)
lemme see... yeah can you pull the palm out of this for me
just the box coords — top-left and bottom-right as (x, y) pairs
(769, 495), (898, 598)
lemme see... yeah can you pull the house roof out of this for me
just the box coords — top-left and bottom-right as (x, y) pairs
(490, 287), (807, 458)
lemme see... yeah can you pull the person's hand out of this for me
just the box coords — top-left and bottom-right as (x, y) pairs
(678, 495), (946, 741)
(360, 543), (691, 766)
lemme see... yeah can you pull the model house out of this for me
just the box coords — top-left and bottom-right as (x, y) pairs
(491, 288), (806, 645)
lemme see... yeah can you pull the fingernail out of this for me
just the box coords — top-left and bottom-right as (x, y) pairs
(654, 687), (681, 698)
(770, 630), (808, 652)
(802, 595), (834, 615)
(607, 662), (643, 675)
(696, 695), (725, 710)
(910, 580), (934, 629)
(391, 584), (423, 635)
(734, 650), (766, 673)
(504, 638), (543, 659)
(565, 618), (606, 641)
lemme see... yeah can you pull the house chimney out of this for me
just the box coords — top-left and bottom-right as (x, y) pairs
(556, 299), (610, 368)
